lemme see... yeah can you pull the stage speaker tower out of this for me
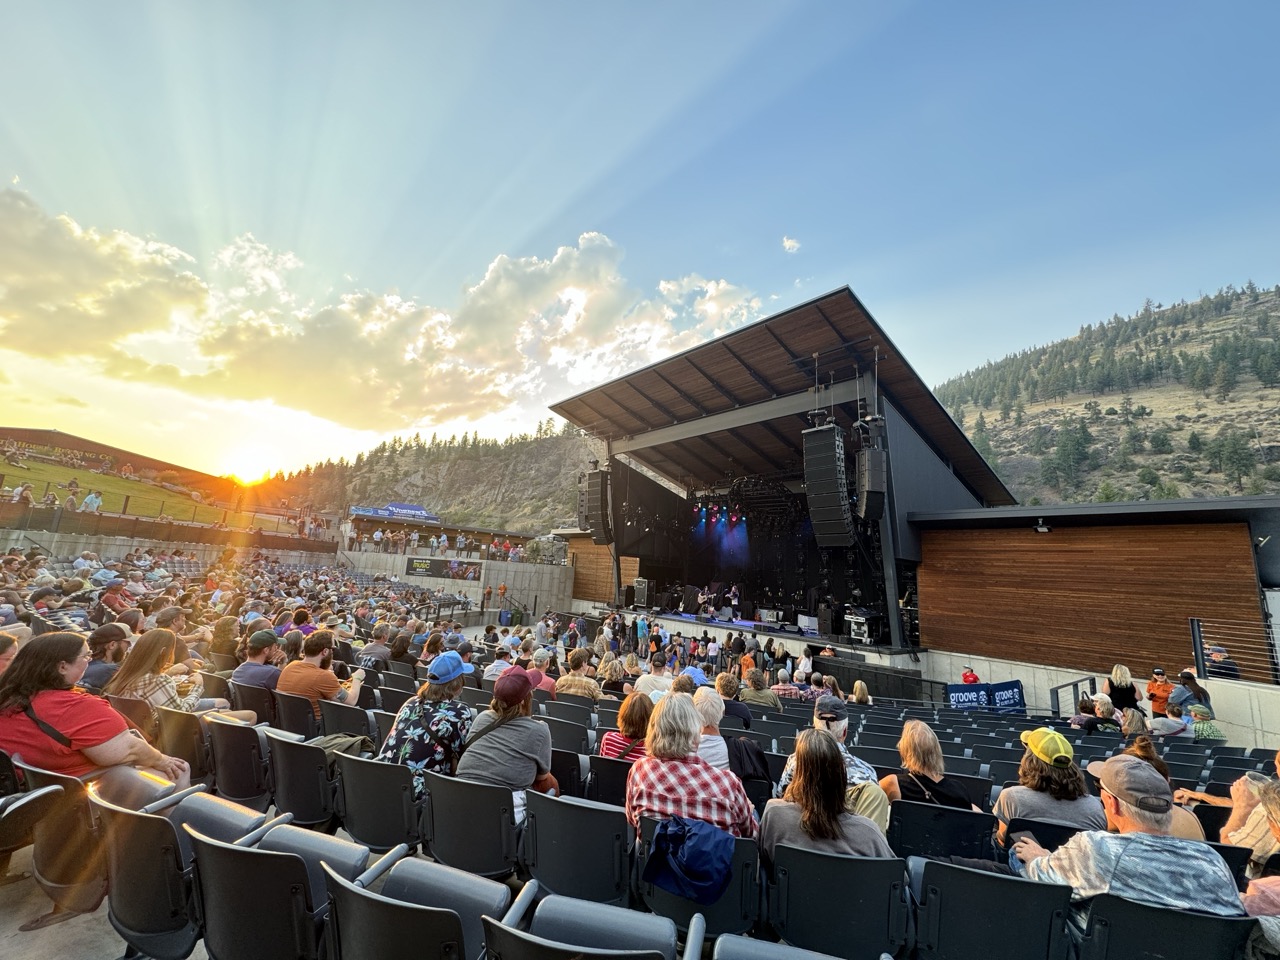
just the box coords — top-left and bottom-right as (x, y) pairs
(856, 448), (887, 522)
(803, 424), (854, 548)
(585, 469), (613, 545)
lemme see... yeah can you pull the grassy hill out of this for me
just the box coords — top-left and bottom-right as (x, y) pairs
(934, 281), (1280, 504)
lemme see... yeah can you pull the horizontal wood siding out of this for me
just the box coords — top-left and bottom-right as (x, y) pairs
(918, 523), (1271, 683)
(566, 535), (639, 605)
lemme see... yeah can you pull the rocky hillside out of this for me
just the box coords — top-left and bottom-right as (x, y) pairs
(934, 282), (1280, 504)
(258, 424), (599, 533)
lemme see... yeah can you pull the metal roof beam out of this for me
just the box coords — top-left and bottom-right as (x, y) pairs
(612, 379), (863, 455)
(721, 342), (782, 397)
(653, 370), (710, 417)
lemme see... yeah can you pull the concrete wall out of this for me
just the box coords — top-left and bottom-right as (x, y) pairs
(339, 549), (575, 616)
(0, 530), (325, 569)
(855, 645), (1280, 751)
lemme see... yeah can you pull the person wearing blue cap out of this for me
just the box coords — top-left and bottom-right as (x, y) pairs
(375, 649), (474, 800)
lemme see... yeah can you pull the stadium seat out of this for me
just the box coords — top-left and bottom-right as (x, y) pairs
(1003, 817), (1085, 853)
(228, 680), (276, 726)
(636, 816), (761, 937)
(333, 752), (426, 853)
(710, 938), (841, 960)
(320, 699), (377, 739)
(155, 706), (213, 785)
(523, 791), (633, 905)
(588, 754), (634, 807)
(1072, 893), (1256, 960)
(768, 845), (911, 959)
(264, 730), (338, 830)
(273, 690), (321, 738)
(908, 856), (1073, 960)
(887, 800), (997, 861)
(0, 784), (63, 887)
(422, 771), (520, 878)
(205, 715), (273, 811)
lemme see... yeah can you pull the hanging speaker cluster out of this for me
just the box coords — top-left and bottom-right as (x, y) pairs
(584, 469), (613, 545)
(803, 424), (854, 548)
(857, 448), (887, 522)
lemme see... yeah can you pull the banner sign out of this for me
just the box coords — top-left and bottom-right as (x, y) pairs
(406, 557), (481, 580)
(945, 680), (1026, 714)
(350, 502), (441, 524)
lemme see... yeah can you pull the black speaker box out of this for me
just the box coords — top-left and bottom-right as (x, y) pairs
(634, 578), (649, 608)
(586, 470), (613, 545)
(804, 424), (853, 547)
(857, 449), (887, 522)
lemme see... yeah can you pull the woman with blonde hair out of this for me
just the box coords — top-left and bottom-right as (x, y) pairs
(850, 679), (872, 705)
(598, 658), (629, 697)
(878, 719), (978, 810)
(1102, 664), (1142, 713)
(1121, 707), (1149, 738)
(1071, 693), (1122, 733)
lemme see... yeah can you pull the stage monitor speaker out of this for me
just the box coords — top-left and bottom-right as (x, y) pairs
(634, 578), (649, 608)
(586, 469), (613, 545)
(617, 585), (634, 608)
(803, 423), (853, 548)
(818, 608), (833, 636)
(857, 448), (887, 522)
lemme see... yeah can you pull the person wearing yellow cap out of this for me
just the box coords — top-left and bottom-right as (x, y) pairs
(992, 727), (1107, 846)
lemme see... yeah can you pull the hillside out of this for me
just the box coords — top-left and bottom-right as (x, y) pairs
(934, 282), (1280, 504)
(259, 424), (599, 534)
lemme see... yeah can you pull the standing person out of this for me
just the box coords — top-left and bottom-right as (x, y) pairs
(759, 728), (894, 871)
(455, 665), (553, 823)
(376, 651), (474, 800)
(1168, 670), (1213, 718)
(1101, 664), (1142, 713)
(1145, 667), (1175, 718)
(482, 584), (492, 613)
(1206, 646), (1242, 681)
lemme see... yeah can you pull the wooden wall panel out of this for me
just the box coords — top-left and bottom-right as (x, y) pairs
(566, 535), (639, 605)
(918, 523), (1272, 683)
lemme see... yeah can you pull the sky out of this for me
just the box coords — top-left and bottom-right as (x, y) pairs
(2, 2), (1278, 482)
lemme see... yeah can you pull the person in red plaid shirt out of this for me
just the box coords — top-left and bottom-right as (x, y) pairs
(625, 692), (758, 839)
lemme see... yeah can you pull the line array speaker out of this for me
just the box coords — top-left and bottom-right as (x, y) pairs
(585, 469), (613, 545)
(857, 448), (887, 522)
(803, 424), (853, 548)
(576, 486), (590, 532)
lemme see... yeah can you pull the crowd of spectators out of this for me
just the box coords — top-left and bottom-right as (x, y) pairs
(2, 555), (1279, 949)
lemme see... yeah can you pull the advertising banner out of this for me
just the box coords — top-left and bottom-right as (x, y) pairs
(406, 557), (481, 580)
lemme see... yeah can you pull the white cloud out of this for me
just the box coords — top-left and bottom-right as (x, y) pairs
(782, 235), (801, 253)
(0, 189), (764, 444)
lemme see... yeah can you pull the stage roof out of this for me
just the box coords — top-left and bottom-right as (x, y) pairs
(550, 287), (1016, 507)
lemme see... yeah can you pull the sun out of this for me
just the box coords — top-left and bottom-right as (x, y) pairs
(221, 450), (276, 486)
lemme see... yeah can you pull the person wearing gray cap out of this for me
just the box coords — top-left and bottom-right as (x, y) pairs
(1012, 754), (1246, 919)
(774, 695), (890, 831)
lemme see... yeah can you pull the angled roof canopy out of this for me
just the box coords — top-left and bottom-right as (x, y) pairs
(550, 287), (1015, 507)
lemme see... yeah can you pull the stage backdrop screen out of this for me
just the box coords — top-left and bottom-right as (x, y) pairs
(406, 557), (481, 580)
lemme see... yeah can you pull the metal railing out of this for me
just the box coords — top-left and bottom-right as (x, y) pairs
(1049, 676), (1098, 717)
(1189, 616), (1280, 686)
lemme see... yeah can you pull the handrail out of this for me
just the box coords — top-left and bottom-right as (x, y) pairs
(1048, 675), (1097, 717)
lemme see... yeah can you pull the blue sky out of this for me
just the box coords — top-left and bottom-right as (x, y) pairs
(2, 2), (1277, 478)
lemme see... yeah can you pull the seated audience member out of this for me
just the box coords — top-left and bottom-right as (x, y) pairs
(879, 719), (980, 811)
(776, 696), (889, 830)
(849, 679), (872, 705)
(716, 673), (754, 729)
(737, 668), (783, 710)
(356, 624), (392, 670)
(1118, 736), (1204, 840)
(555, 647), (611, 701)
(387, 632), (420, 678)
(693, 686), (770, 783)
(759, 728), (894, 870)
(230, 630), (284, 691)
(992, 728), (1107, 845)
(100, 580), (137, 615)
(1149, 702), (1193, 738)
(483, 646), (513, 681)
(530, 647), (558, 695)
(1071, 693), (1122, 733)
(633, 653), (674, 699)
(1178, 748), (1280, 879)
(1013, 755), (1245, 919)
(277, 630), (366, 720)
(79, 624), (132, 694)
(376, 650), (474, 800)
(771, 668), (802, 700)
(670, 674), (697, 695)
(1240, 781), (1280, 916)
(455, 665), (553, 823)
(1120, 707), (1149, 738)
(106, 629), (256, 725)
(598, 691), (653, 761)
(624, 691), (758, 839)
(208, 615), (242, 659)
(0, 633), (191, 786)
(598, 658), (630, 697)
(1187, 703), (1226, 741)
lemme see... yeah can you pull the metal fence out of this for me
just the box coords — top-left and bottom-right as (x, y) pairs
(1189, 616), (1279, 686)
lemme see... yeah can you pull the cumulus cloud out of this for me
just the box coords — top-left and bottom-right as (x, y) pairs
(782, 235), (800, 253)
(0, 189), (764, 436)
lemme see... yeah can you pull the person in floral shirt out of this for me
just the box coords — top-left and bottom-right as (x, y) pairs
(375, 650), (474, 799)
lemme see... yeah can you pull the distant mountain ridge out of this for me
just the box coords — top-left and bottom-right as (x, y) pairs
(934, 281), (1280, 504)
